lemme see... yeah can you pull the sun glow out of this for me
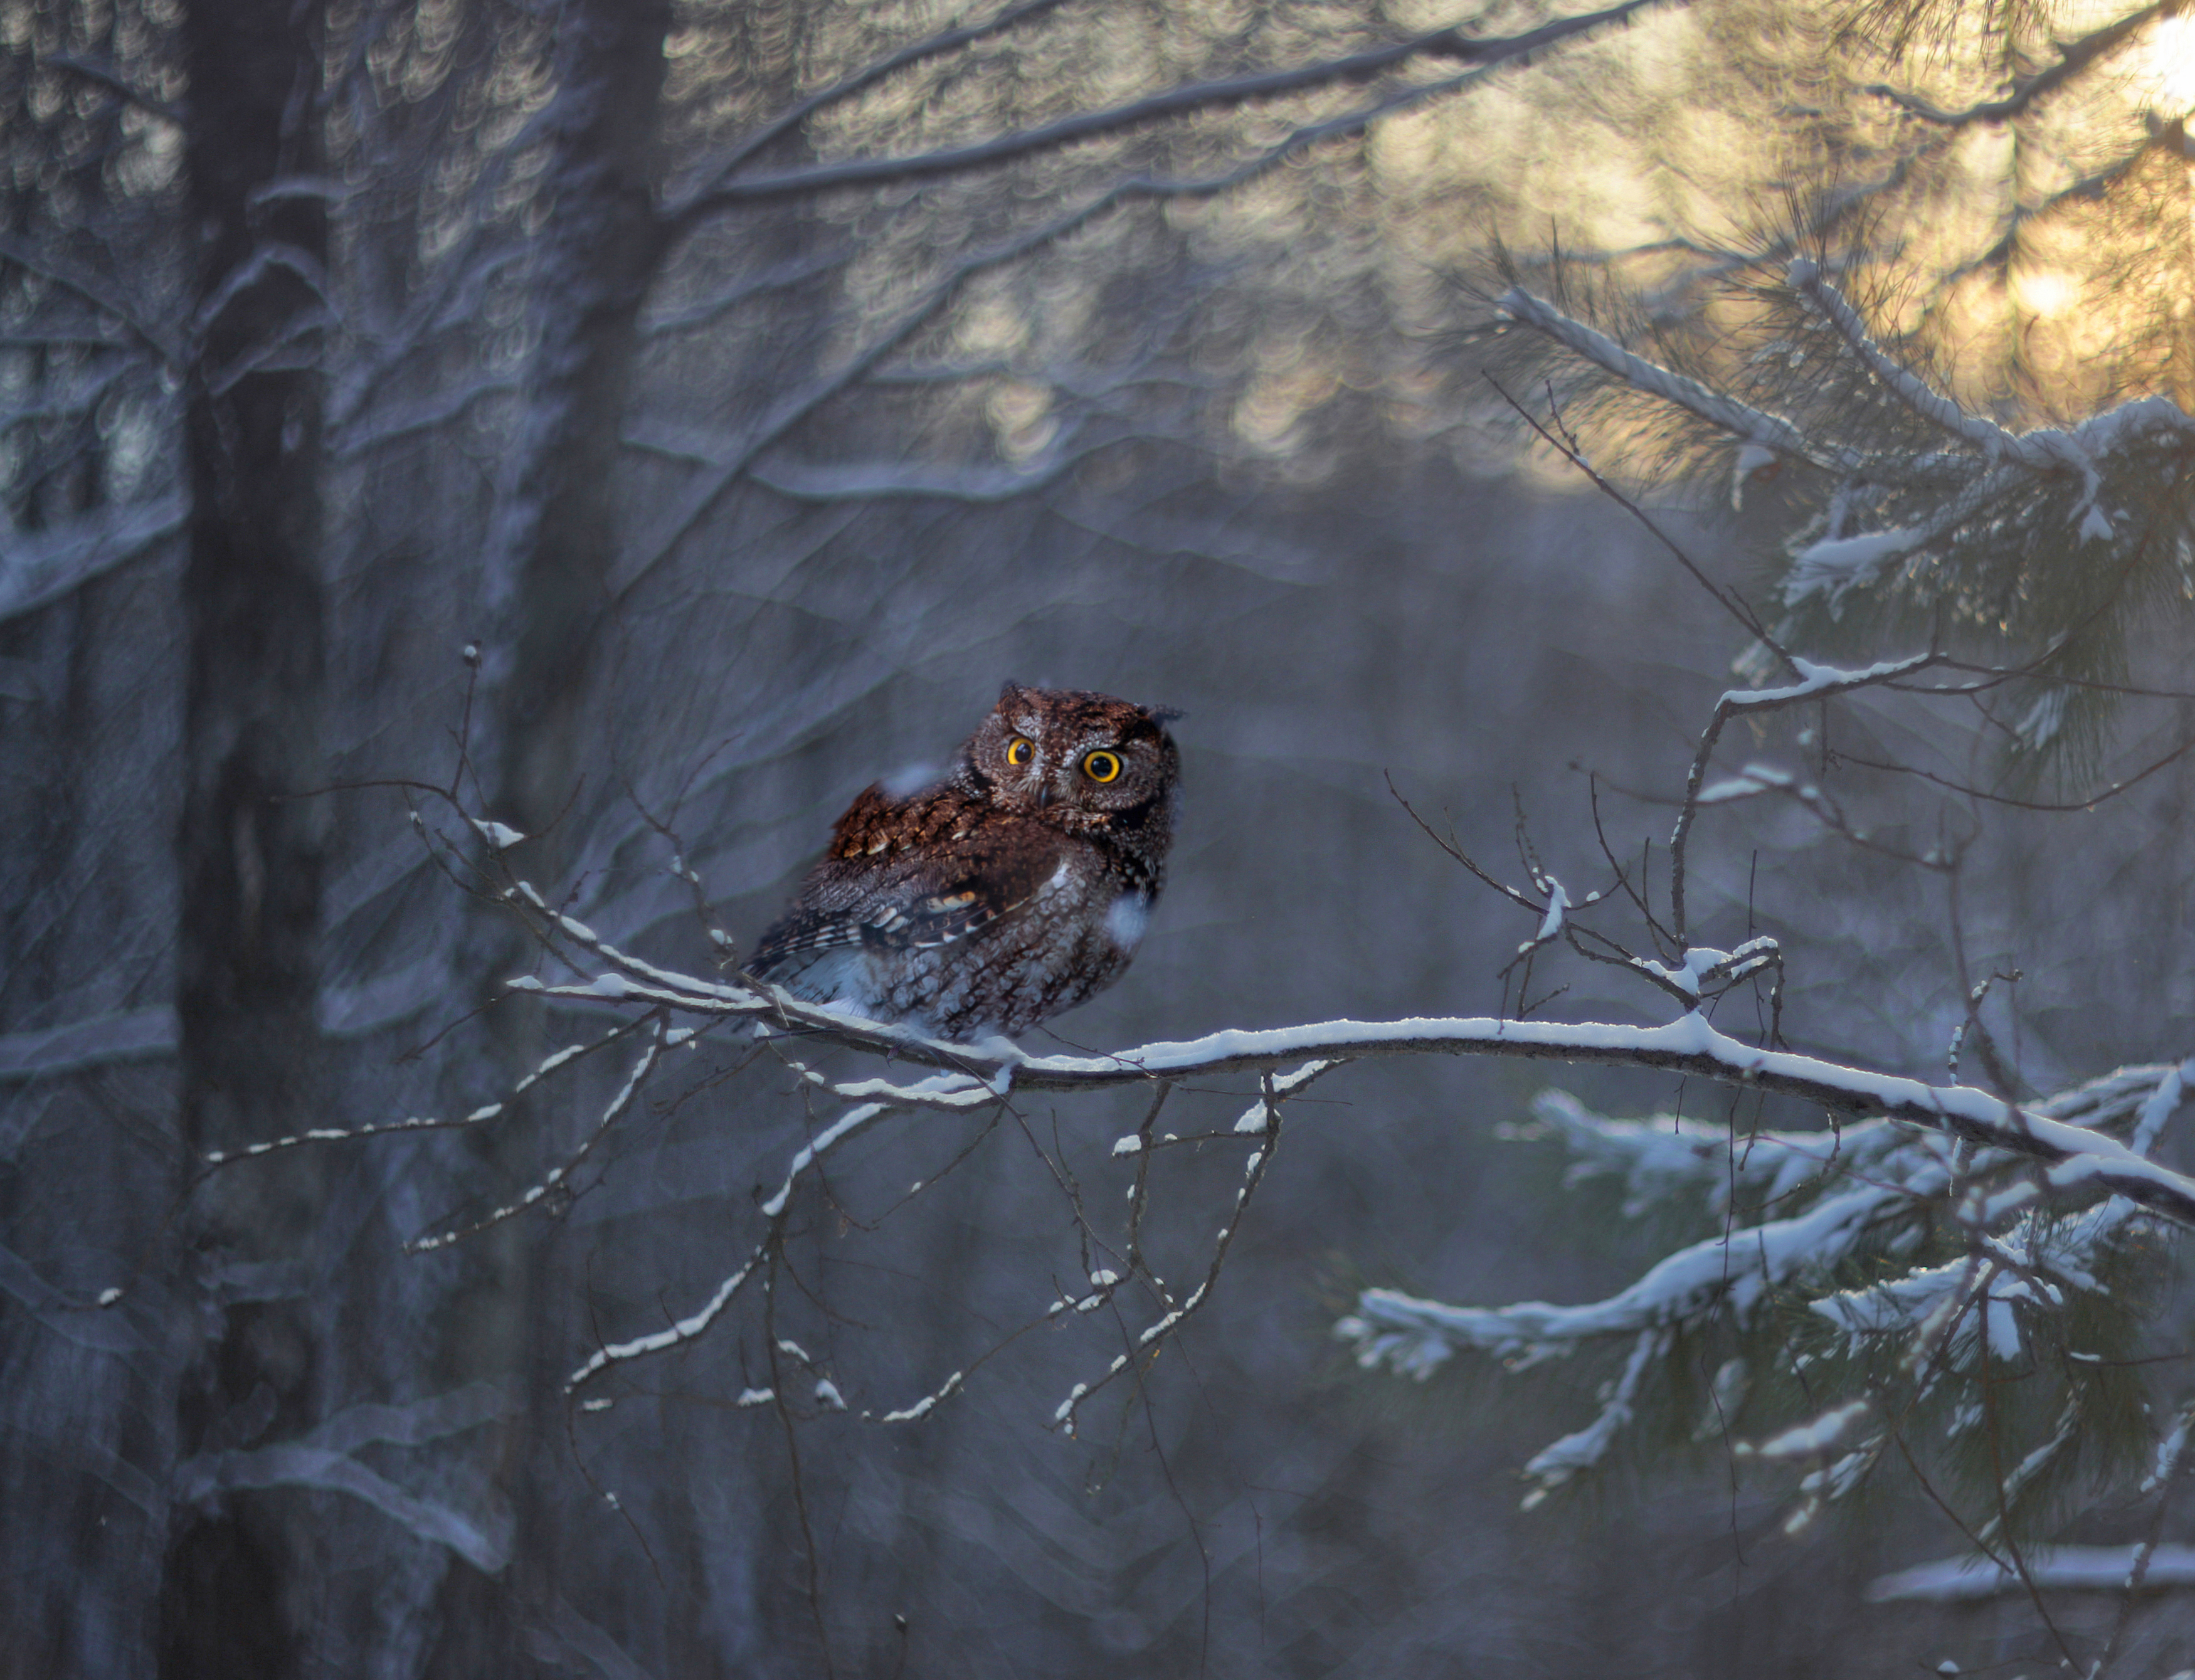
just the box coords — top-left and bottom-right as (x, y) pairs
(2145, 9), (2195, 114)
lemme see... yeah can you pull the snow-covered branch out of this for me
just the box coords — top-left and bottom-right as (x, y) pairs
(1787, 258), (2048, 468)
(1668, 650), (1939, 938)
(1868, 1545), (2195, 1602)
(174, 1384), (514, 1572)
(1496, 285), (1832, 466)
(0, 494), (189, 627)
(485, 896), (2195, 1226)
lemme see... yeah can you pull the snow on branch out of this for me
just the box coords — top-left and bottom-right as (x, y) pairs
(1520, 1088), (1907, 1216)
(1787, 259), (2041, 466)
(1721, 651), (1937, 709)
(1668, 648), (1939, 938)
(1517, 1327), (1668, 1503)
(174, 1383), (514, 1571)
(1785, 257), (2192, 497)
(0, 494), (189, 627)
(1341, 1181), (1894, 1363)
(407, 1016), (669, 1254)
(1339, 1057), (2186, 1518)
(1867, 1544), (2195, 1602)
(561, 1079), (974, 1392)
(480, 877), (2195, 1228)
(1496, 286), (1830, 465)
(1503, 263), (2195, 631)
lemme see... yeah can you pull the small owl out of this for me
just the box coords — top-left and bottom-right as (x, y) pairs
(748, 684), (1180, 1042)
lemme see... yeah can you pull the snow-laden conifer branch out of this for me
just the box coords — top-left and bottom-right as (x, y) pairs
(1343, 1181), (1896, 1363)
(1788, 259), (2064, 470)
(1516, 1327), (1668, 1504)
(1341, 1063), (2188, 1521)
(1500, 262), (2195, 721)
(1515, 1088), (1907, 1216)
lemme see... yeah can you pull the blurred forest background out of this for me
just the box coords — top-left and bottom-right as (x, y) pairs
(3, 0), (2193, 1673)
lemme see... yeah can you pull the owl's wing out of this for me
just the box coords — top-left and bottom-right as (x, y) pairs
(749, 805), (1064, 976)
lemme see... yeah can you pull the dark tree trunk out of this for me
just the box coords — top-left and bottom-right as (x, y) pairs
(161, 1), (329, 1672)
(483, 0), (674, 841)
(420, 3), (674, 1658)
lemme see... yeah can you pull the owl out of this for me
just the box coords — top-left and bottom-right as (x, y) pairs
(747, 684), (1180, 1042)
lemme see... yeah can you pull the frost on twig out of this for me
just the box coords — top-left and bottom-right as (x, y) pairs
(1052, 1065), (1311, 1437)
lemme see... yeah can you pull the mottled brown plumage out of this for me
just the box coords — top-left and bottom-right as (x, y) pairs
(748, 684), (1180, 1040)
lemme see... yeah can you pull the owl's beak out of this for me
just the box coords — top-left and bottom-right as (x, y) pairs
(1035, 784), (1054, 810)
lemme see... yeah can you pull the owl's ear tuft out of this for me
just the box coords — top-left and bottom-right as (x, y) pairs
(998, 679), (1029, 705)
(1145, 703), (1185, 724)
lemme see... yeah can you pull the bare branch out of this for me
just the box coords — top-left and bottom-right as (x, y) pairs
(663, 0), (1084, 223)
(1669, 653), (1938, 941)
(675, 1), (1666, 218)
(0, 235), (182, 366)
(40, 53), (188, 126)
(1863, 0), (2171, 126)
(615, 53), (1538, 598)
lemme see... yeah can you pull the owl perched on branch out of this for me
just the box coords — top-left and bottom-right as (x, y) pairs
(748, 684), (1181, 1042)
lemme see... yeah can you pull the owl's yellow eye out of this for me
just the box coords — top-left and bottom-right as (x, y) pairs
(1082, 749), (1122, 783)
(1007, 736), (1034, 766)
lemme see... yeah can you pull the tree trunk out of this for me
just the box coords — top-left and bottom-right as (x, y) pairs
(161, 1), (329, 1672)
(417, 3), (674, 1661)
(482, 0), (674, 842)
